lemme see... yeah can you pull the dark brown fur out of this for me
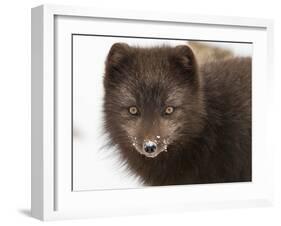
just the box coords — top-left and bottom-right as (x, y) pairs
(103, 43), (251, 186)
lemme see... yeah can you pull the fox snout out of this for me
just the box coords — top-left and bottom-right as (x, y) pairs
(143, 140), (157, 154)
(131, 135), (168, 158)
(129, 121), (169, 158)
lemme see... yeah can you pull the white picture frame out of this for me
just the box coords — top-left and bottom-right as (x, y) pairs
(31, 4), (274, 221)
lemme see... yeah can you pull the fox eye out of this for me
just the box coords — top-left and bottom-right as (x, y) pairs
(165, 106), (174, 115)
(128, 106), (139, 115)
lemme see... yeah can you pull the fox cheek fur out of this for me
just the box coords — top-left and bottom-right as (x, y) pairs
(103, 42), (251, 186)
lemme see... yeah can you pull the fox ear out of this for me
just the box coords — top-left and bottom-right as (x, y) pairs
(173, 45), (197, 74)
(106, 42), (131, 66)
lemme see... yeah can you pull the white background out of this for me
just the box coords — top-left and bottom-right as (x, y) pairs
(72, 35), (252, 191)
(0, 0), (280, 225)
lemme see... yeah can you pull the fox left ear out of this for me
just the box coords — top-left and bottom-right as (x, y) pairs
(106, 42), (131, 67)
(172, 45), (198, 79)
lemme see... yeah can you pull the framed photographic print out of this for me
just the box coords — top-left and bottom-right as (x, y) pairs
(31, 4), (274, 221)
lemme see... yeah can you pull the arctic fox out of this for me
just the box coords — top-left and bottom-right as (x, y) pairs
(103, 43), (251, 186)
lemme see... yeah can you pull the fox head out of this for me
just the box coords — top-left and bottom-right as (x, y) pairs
(103, 43), (205, 158)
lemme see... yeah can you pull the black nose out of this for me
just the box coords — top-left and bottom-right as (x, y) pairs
(144, 142), (157, 153)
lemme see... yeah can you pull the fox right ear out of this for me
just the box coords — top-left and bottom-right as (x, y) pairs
(106, 43), (131, 66)
(171, 45), (199, 84)
(173, 45), (197, 73)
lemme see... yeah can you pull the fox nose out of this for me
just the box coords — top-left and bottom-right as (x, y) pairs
(144, 141), (157, 153)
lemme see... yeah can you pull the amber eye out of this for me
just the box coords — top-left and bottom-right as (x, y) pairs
(165, 106), (174, 115)
(128, 106), (138, 115)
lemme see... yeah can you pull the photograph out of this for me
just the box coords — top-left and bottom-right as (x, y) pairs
(72, 36), (252, 191)
(29, 3), (276, 221)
